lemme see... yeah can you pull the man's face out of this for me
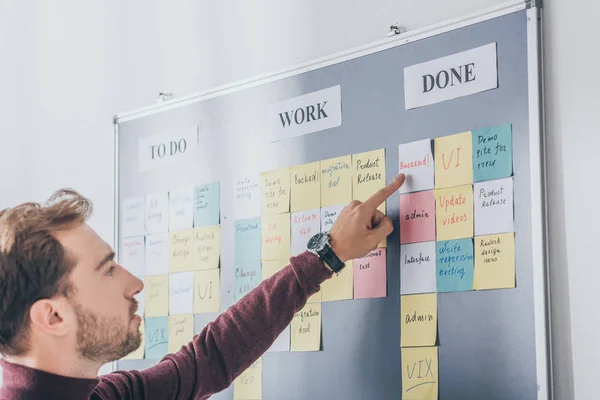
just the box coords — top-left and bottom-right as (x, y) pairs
(54, 223), (144, 363)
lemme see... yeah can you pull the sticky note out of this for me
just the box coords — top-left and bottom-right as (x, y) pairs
(434, 131), (473, 188)
(474, 233), (515, 290)
(401, 241), (437, 295)
(290, 162), (321, 212)
(268, 325), (291, 352)
(145, 275), (169, 317)
(169, 187), (194, 231)
(234, 358), (262, 400)
(194, 182), (220, 227)
(145, 192), (169, 234)
(169, 272), (194, 315)
(145, 233), (169, 276)
(321, 260), (353, 302)
(399, 139), (435, 193)
(234, 176), (261, 219)
(291, 303), (322, 352)
(291, 209), (320, 257)
(321, 155), (353, 207)
(400, 294), (437, 347)
(194, 269), (220, 313)
(235, 218), (262, 264)
(401, 347), (439, 400)
(435, 185), (473, 241)
(261, 167), (290, 215)
(474, 178), (514, 236)
(235, 262), (262, 302)
(122, 319), (145, 360)
(354, 248), (387, 299)
(168, 314), (194, 353)
(261, 213), (291, 261)
(194, 225), (220, 270)
(262, 259), (288, 281)
(120, 237), (145, 277)
(122, 197), (145, 238)
(400, 191), (436, 244)
(353, 149), (386, 213)
(472, 123), (513, 182)
(436, 239), (474, 293)
(145, 317), (168, 360)
(169, 230), (195, 273)
(320, 204), (346, 234)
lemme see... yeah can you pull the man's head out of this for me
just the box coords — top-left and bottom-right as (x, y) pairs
(0, 189), (143, 368)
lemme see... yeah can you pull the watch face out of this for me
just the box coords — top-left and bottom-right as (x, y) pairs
(307, 232), (327, 251)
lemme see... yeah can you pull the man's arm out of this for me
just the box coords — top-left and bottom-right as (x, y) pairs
(94, 251), (332, 400)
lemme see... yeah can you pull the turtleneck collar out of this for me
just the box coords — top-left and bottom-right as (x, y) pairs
(0, 359), (99, 400)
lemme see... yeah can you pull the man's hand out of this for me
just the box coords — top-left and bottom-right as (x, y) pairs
(329, 174), (406, 263)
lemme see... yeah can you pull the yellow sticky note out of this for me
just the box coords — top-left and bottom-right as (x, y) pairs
(261, 167), (290, 215)
(291, 303), (321, 352)
(352, 149), (386, 212)
(321, 260), (353, 302)
(194, 225), (220, 270)
(234, 358), (262, 400)
(261, 213), (291, 261)
(400, 294), (437, 347)
(194, 269), (220, 313)
(169, 230), (195, 272)
(145, 275), (169, 317)
(401, 347), (439, 400)
(262, 259), (288, 281)
(435, 184), (473, 241)
(474, 232), (515, 290)
(168, 314), (194, 354)
(290, 162), (321, 212)
(122, 319), (145, 360)
(434, 131), (473, 189)
(321, 155), (353, 207)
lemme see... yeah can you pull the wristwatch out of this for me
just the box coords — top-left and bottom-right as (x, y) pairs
(306, 232), (345, 273)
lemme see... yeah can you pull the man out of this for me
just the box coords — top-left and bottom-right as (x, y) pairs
(0, 174), (406, 400)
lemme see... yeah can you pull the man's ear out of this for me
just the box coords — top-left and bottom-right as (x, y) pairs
(29, 298), (73, 337)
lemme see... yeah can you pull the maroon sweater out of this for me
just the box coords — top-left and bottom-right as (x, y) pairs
(0, 251), (331, 400)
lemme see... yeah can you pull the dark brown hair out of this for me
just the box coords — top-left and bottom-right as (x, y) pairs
(0, 189), (92, 356)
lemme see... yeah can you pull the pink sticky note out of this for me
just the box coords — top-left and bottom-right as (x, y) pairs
(354, 248), (387, 299)
(399, 190), (436, 244)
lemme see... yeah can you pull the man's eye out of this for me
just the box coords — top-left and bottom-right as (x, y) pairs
(106, 265), (116, 276)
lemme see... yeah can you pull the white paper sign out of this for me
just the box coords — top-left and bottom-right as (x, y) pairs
(474, 177), (514, 236)
(138, 129), (198, 174)
(135, 285), (145, 317)
(267, 325), (290, 352)
(268, 86), (342, 142)
(121, 197), (145, 238)
(169, 272), (194, 315)
(400, 241), (437, 295)
(145, 233), (169, 276)
(404, 43), (498, 110)
(291, 209), (321, 257)
(320, 204), (347, 234)
(120, 237), (145, 277)
(234, 176), (261, 218)
(145, 192), (169, 234)
(169, 187), (194, 231)
(398, 139), (435, 193)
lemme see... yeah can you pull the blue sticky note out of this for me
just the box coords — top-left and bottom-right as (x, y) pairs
(145, 317), (168, 360)
(194, 182), (220, 227)
(436, 238), (474, 293)
(234, 262), (262, 302)
(472, 124), (513, 182)
(235, 218), (261, 264)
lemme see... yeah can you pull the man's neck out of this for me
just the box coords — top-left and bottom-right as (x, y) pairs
(5, 353), (100, 379)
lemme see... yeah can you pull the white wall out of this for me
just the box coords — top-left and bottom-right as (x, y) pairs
(0, 1), (595, 398)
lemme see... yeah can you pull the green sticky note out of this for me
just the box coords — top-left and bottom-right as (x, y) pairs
(472, 124), (513, 182)
(145, 317), (168, 359)
(235, 218), (261, 264)
(194, 182), (220, 227)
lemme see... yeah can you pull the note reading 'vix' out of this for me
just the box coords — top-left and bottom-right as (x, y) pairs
(145, 316), (168, 360)
(401, 346), (439, 399)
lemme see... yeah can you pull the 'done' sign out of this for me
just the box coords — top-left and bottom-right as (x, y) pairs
(138, 129), (198, 173)
(403, 43), (498, 110)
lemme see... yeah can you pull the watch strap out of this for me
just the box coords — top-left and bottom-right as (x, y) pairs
(317, 245), (345, 273)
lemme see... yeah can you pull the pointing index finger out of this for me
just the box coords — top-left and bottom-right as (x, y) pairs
(362, 174), (406, 211)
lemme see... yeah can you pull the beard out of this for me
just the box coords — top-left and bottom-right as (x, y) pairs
(72, 301), (142, 363)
